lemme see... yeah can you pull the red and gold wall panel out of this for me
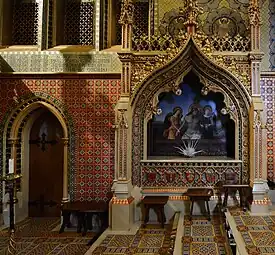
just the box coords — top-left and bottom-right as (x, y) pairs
(0, 75), (121, 201)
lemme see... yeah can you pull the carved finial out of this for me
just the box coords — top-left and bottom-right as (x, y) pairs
(119, 0), (134, 25)
(183, 0), (203, 34)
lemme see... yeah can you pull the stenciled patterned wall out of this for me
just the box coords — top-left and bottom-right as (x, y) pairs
(0, 77), (121, 202)
(270, 0), (275, 70)
(261, 77), (275, 181)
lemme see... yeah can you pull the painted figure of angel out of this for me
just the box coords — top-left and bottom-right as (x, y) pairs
(201, 105), (215, 139)
(163, 107), (183, 140)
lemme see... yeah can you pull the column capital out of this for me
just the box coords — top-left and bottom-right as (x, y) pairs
(61, 138), (69, 146)
(249, 52), (264, 61)
(8, 138), (19, 145)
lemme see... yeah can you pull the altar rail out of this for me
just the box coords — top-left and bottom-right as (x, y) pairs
(140, 160), (242, 188)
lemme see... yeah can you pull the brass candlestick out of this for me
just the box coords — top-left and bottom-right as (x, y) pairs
(1, 173), (22, 255)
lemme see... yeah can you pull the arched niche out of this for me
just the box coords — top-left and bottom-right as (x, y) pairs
(130, 39), (251, 188)
(1, 95), (74, 208)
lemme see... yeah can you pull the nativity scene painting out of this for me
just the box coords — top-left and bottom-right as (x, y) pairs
(147, 72), (235, 158)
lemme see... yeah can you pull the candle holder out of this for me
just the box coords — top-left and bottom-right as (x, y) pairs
(1, 173), (22, 255)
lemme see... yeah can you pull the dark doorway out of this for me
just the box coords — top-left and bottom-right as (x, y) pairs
(29, 111), (63, 217)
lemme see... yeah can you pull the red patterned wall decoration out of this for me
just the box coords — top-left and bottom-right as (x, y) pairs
(261, 77), (275, 181)
(0, 75), (121, 202)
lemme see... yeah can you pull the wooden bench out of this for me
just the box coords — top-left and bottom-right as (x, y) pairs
(185, 188), (213, 220)
(142, 196), (169, 228)
(59, 201), (108, 236)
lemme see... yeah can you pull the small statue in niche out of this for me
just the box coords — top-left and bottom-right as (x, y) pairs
(201, 105), (215, 139)
(163, 107), (183, 140)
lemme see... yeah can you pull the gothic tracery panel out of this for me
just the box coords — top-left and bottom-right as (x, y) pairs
(12, 1), (39, 45)
(133, 1), (149, 37)
(64, 0), (95, 45)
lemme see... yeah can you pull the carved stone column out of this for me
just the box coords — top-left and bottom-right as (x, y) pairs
(110, 0), (135, 231)
(248, 0), (270, 213)
(62, 138), (69, 203)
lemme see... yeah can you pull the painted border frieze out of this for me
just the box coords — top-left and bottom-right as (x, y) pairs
(141, 161), (242, 188)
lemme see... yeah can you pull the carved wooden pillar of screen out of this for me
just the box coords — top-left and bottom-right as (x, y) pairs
(0, 0), (3, 45)
(148, 0), (155, 38)
(249, 0), (270, 212)
(111, 0), (134, 231)
(37, 0), (49, 50)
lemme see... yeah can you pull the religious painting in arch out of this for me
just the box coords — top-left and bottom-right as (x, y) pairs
(147, 72), (235, 158)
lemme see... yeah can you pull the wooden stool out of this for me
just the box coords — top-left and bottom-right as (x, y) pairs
(223, 184), (250, 209)
(186, 188), (213, 220)
(142, 196), (169, 228)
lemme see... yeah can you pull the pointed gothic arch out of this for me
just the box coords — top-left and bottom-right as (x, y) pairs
(1, 93), (76, 209)
(130, 39), (251, 187)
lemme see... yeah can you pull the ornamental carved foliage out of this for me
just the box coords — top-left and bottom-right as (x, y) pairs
(119, 0), (134, 25)
(131, 38), (190, 94)
(131, 50), (250, 186)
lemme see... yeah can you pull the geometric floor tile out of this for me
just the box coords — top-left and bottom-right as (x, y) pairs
(233, 215), (275, 254)
(93, 224), (172, 254)
(108, 235), (135, 247)
(249, 231), (275, 246)
(192, 225), (214, 236)
(182, 216), (231, 255)
(138, 234), (164, 248)
(241, 216), (267, 226)
(191, 242), (218, 255)
(0, 218), (95, 255)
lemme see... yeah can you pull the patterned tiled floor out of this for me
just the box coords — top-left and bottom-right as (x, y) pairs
(233, 214), (275, 254)
(0, 218), (95, 255)
(182, 216), (231, 255)
(92, 224), (172, 254)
